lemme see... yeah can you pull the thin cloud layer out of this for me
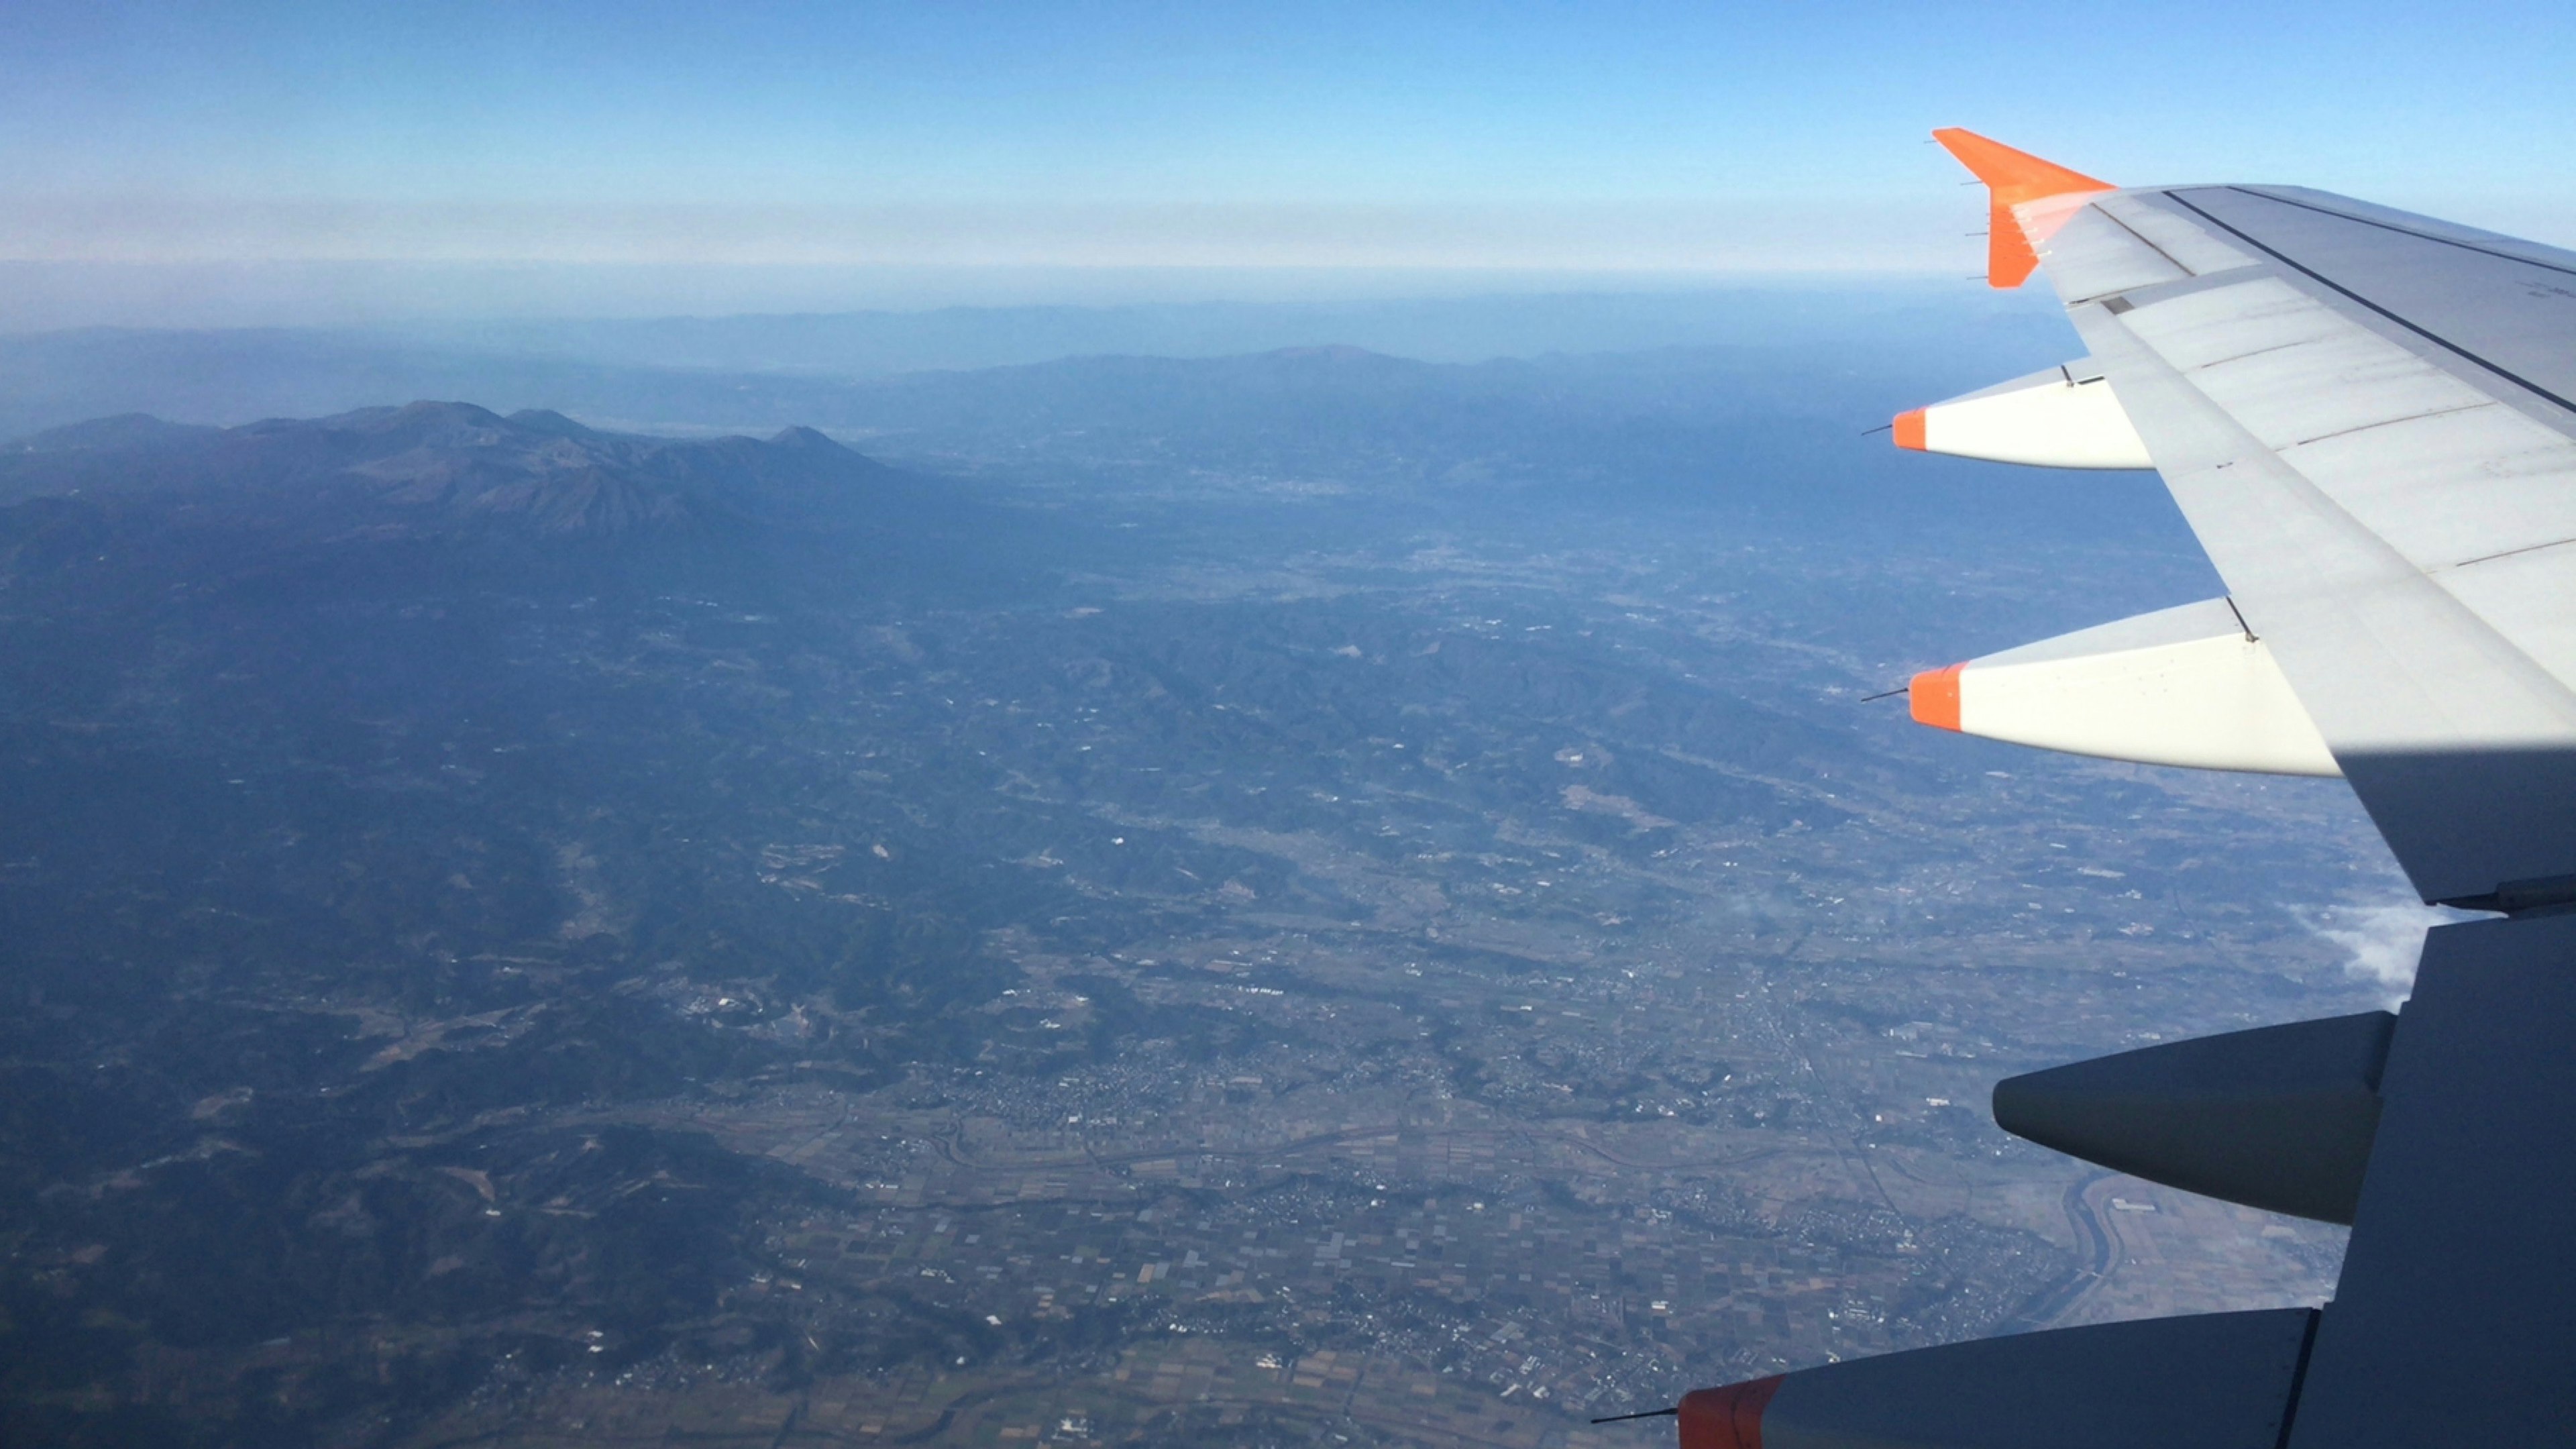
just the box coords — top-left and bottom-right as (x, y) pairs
(2304, 902), (2478, 1007)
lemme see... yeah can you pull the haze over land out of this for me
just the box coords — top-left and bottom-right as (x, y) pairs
(0, 284), (2064, 438)
(0, 288), (2416, 1448)
(9, 1), (2570, 1441)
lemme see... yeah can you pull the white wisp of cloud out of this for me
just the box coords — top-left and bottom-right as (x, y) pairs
(2302, 902), (2482, 1007)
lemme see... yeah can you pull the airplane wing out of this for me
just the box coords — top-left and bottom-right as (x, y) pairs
(1652, 133), (2576, 1448)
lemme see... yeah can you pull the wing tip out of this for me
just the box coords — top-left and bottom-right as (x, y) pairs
(1929, 127), (2114, 203)
(1930, 128), (2112, 288)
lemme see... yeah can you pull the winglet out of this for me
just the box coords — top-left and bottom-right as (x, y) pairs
(1933, 128), (2113, 288)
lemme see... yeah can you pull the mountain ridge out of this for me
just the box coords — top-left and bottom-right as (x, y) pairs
(1, 400), (906, 543)
(0, 399), (1054, 616)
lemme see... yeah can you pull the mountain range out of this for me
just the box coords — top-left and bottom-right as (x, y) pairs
(0, 401), (1055, 614)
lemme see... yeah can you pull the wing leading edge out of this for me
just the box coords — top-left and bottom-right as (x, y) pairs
(1919, 128), (2576, 909)
(1648, 133), (2576, 1449)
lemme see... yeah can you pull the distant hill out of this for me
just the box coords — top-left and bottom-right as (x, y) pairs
(382, 287), (2063, 375)
(9, 412), (222, 454)
(0, 400), (1038, 604)
(0, 294), (2072, 453)
(6, 400), (890, 526)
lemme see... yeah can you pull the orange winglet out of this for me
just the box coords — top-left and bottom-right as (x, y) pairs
(1931, 127), (2114, 289)
(1909, 663), (1964, 731)
(1892, 409), (1927, 451)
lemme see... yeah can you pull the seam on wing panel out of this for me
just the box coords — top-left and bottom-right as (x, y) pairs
(2079, 304), (2576, 728)
(2192, 338), (2328, 373)
(2291, 400), (2499, 448)
(2108, 190), (2267, 274)
(2442, 534), (2576, 573)
(2167, 192), (2576, 421)
(2088, 305), (2576, 730)
(2076, 264), (2269, 313)
(2216, 187), (2576, 281)
(2089, 201), (2198, 277)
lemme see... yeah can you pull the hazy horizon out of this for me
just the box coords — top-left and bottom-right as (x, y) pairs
(0, 262), (2006, 334)
(0, 277), (2074, 442)
(11, 2), (2572, 334)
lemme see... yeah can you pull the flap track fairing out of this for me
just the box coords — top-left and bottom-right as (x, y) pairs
(1893, 359), (2153, 470)
(1908, 597), (2340, 777)
(1994, 1011), (2394, 1225)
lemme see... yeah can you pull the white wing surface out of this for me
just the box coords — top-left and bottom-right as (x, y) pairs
(1966, 132), (2576, 909)
(1655, 135), (2576, 1449)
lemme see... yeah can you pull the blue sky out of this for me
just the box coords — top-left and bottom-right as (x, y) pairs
(5, 1), (2573, 312)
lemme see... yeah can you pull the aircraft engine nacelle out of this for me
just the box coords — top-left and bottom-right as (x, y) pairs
(1908, 596), (2341, 777)
(1893, 360), (2153, 469)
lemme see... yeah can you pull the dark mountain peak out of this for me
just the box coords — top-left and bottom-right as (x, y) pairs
(269, 400), (502, 432)
(395, 399), (506, 423)
(1, 401), (948, 558)
(765, 425), (849, 453)
(13, 413), (221, 454)
(301, 405), (714, 539)
(338, 399), (512, 439)
(507, 409), (600, 438)
(229, 401), (521, 460)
